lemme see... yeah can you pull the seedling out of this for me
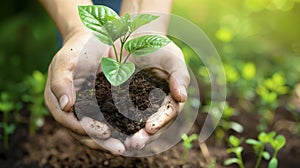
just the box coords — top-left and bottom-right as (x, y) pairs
(0, 92), (16, 150)
(78, 5), (171, 86)
(224, 135), (245, 168)
(181, 133), (198, 162)
(225, 132), (286, 168)
(22, 71), (48, 134)
(256, 73), (289, 131)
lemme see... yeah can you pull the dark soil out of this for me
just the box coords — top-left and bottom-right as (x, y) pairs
(1, 102), (300, 167)
(74, 68), (170, 137)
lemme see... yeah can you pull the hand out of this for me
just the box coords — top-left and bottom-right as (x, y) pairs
(44, 30), (126, 155)
(109, 40), (190, 149)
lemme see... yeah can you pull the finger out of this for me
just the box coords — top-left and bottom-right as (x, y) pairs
(80, 116), (110, 139)
(95, 138), (126, 155)
(130, 129), (150, 150)
(69, 132), (125, 155)
(145, 95), (179, 134)
(50, 52), (77, 112)
(44, 76), (86, 135)
(169, 71), (189, 102)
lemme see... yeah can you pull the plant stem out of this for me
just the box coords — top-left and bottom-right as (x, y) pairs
(120, 42), (124, 62)
(237, 152), (245, 168)
(120, 32), (131, 62)
(124, 32), (131, 42)
(112, 44), (119, 62)
(254, 147), (263, 168)
(273, 150), (278, 159)
(183, 148), (188, 163)
(123, 53), (131, 63)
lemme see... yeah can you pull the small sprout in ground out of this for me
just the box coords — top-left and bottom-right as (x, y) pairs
(224, 135), (245, 168)
(78, 5), (172, 86)
(225, 132), (286, 168)
(181, 133), (198, 162)
(0, 92), (17, 150)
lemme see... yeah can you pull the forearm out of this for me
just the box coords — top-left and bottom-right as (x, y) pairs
(38, 0), (93, 41)
(120, 0), (173, 34)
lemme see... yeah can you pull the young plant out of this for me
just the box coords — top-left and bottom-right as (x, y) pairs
(224, 135), (245, 168)
(225, 132), (286, 168)
(181, 133), (198, 162)
(78, 5), (171, 86)
(22, 71), (48, 134)
(0, 92), (16, 150)
(256, 73), (289, 131)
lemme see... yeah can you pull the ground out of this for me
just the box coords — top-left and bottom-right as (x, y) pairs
(1, 108), (300, 167)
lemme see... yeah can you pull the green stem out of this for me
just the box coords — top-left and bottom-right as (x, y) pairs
(183, 148), (188, 163)
(120, 42), (124, 62)
(123, 53), (131, 63)
(124, 32), (131, 42)
(273, 150), (278, 159)
(237, 152), (245, 168)
(112, 44), (119, 62)
(254, 146), (263, 168)
(120, 32), (131, 62)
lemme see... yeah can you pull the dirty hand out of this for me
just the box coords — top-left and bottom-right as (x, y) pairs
(44, 30), (126, 155)
(113, 40), (190, 149)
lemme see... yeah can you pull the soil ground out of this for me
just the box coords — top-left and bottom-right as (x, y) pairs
(1, 107), (300, 167)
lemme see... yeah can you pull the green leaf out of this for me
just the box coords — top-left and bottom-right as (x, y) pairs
(78, 5), (120, 45)
(6, 124), (16, 134)
(224, 158), (239, 166)
(258, 132), (269, 143)
(130, 14), (159, 32)
(229, 135), (241, 147)
(246, 139), (262, 146)
(229, 122), (244, 133)
(235, 146), (243, 154)
(103, 18), (128, 42)
(101, 57), (135, 86)
(125, 35), (171, 56)
(227, 146), (243, 154)
(183, 143), (192, 149)
(189, 134), (198, 142)
(181, 133), (188, 141)
(0, 102), (14, 113)
(263, 151), (271, 160)
(271, 135), (286, 150)
(268, 158), (278, 168)
(122, 13), (131, 26)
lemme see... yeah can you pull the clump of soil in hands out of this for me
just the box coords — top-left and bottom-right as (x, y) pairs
(73, 68), (170, 138)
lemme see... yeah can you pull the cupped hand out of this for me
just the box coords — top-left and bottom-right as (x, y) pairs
(44, 30), (125, 155)
(109, 40), (190, 149)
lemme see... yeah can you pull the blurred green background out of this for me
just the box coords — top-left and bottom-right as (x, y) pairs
(1, 0), (299, 92)
(0, 0), (300, 152)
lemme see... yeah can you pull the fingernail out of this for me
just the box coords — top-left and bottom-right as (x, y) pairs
(179, 86), (187, 100)
(59, 94), (69, 110)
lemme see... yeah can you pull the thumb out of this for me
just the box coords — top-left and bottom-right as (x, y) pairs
(50, 55), (76, 112)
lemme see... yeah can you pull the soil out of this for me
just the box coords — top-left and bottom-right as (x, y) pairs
(73, 68), (170, 137)
(2, 108), (300, 167)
